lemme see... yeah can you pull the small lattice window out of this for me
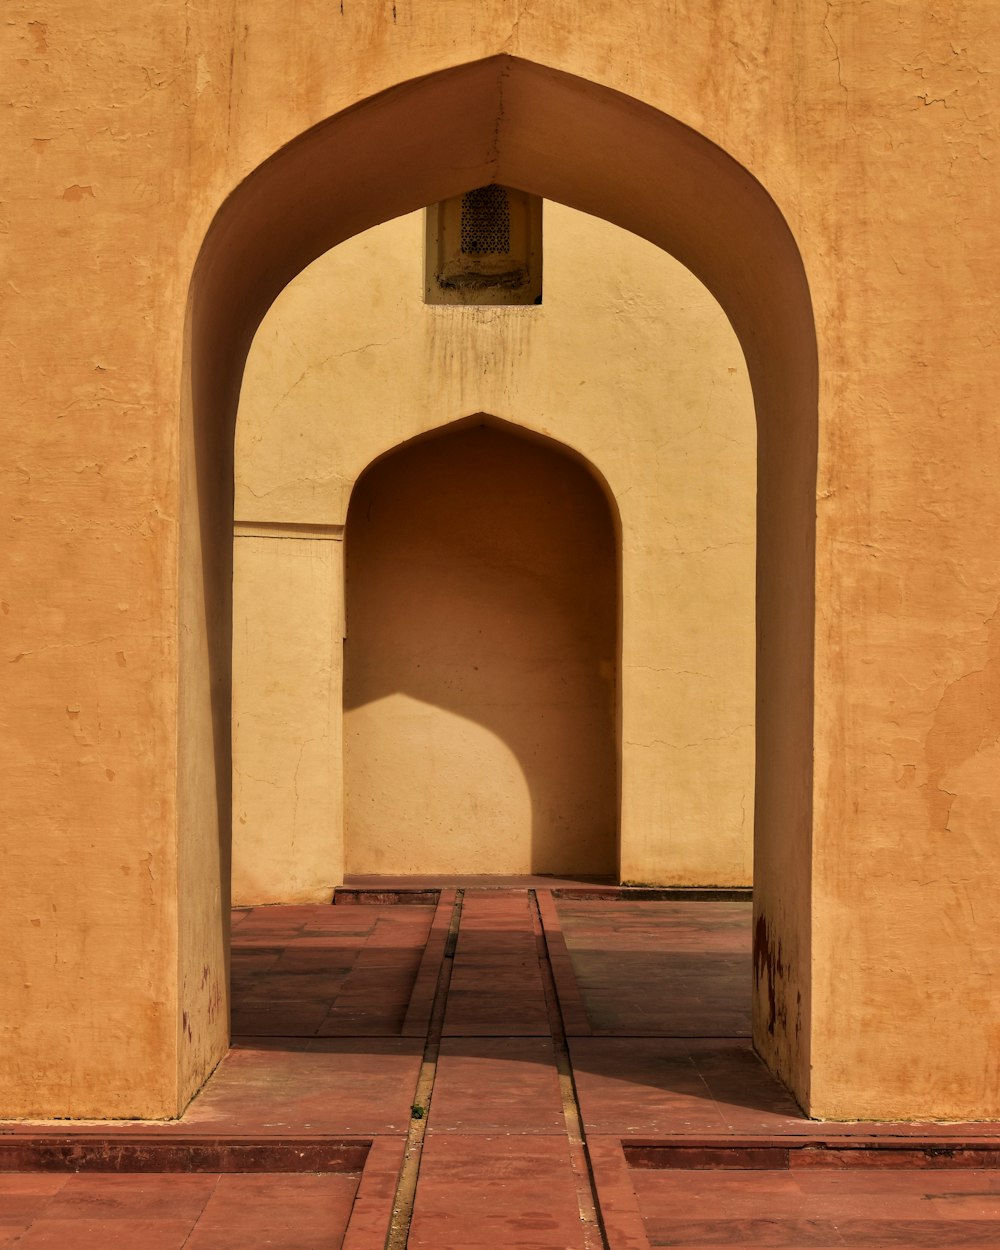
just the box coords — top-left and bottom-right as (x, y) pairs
(460, 186), (511, 255)
(425, 185), (542, 306)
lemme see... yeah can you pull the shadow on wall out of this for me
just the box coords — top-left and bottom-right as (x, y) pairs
(343, 418), (618, 877)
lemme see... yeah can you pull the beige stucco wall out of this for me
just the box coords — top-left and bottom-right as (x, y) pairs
(3, 1), (999, 1120)
(231, 205), (755, 899)
(232, 529), (345, 902)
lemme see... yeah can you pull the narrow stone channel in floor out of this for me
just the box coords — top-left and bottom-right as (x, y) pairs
(405, 889), (603, 1250)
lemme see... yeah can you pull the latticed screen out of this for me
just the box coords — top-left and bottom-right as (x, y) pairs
(460, 186), (512, 255)
(426, 185), (542, 306)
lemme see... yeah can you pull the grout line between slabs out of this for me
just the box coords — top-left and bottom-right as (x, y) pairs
(383, 888), (463, 1250)
(532, 888), (610, 1250)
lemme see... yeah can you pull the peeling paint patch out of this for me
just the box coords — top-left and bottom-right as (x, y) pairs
(62, 185), (95, 202)
(921, 601), (1000, 833)
(195, 54), (211, 94)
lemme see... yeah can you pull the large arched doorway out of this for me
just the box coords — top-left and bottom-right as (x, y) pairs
(343, 418), (618, 878)
(182, 56), (817, 1109)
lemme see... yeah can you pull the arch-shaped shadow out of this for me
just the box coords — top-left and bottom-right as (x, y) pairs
(343, 415), (620, 877)
(184, 54), (818, 1104)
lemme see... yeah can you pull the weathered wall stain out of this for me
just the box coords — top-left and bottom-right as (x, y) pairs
(753, 911), (787, 1039)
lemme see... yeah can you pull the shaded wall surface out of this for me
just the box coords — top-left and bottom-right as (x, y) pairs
(344, 423), (617, 876)
(2, 1), (999, 1122)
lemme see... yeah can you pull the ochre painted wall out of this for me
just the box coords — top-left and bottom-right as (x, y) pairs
(231, 205), (756, 899)
(2, 1), (999, 1120)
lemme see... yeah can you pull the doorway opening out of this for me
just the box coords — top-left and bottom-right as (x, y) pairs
(343, 418), (618, 878)
(183, 54), (817, 1112)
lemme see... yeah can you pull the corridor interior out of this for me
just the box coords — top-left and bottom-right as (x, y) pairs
(3, 887), (1000, 1248)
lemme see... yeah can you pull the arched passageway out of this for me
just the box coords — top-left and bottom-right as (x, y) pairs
(343, 419), (618, 877)
(184, 55), (817, 1108)
(230, 201), (756, 902)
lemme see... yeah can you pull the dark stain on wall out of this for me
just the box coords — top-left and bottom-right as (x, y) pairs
(753, 911), (786, 1037)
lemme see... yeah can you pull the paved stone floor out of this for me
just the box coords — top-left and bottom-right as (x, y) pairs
(4, 886), (1000, 1248)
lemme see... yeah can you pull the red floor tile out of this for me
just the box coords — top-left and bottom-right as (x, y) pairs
(586, 1136), (653, 1250)
(341, 1137), (405, 1250)
(556, 899), (752, 1036)
(40, 1173), (218, 1220)
(12, 1216), (200, 1248)
(0, 1173), (362, 1250)
(407, 1134), (587, 1250)
(569, 1038), (807, 1136)
(632, 1166), (1000, 1248)
(443, 892), (550, 1036)
(231, 904), (433, 1037)
(428, 1038), (566, 1134)
(0, 1173), (67, 1217)
(402, 889), (456, 1037)
(184, 1173), (359, 1250)
(180, 1037), (423, 1135)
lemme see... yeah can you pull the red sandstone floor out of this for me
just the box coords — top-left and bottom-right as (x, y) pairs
(4, 887), (1000, 1248)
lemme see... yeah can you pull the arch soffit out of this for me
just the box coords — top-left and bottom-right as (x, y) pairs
(345, 412), (624, 541)
(189, 53), (818, 456)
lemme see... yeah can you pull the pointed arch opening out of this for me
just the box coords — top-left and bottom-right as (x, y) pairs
(183, 54), (818, 1108)
(343, 416), (620, 878)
